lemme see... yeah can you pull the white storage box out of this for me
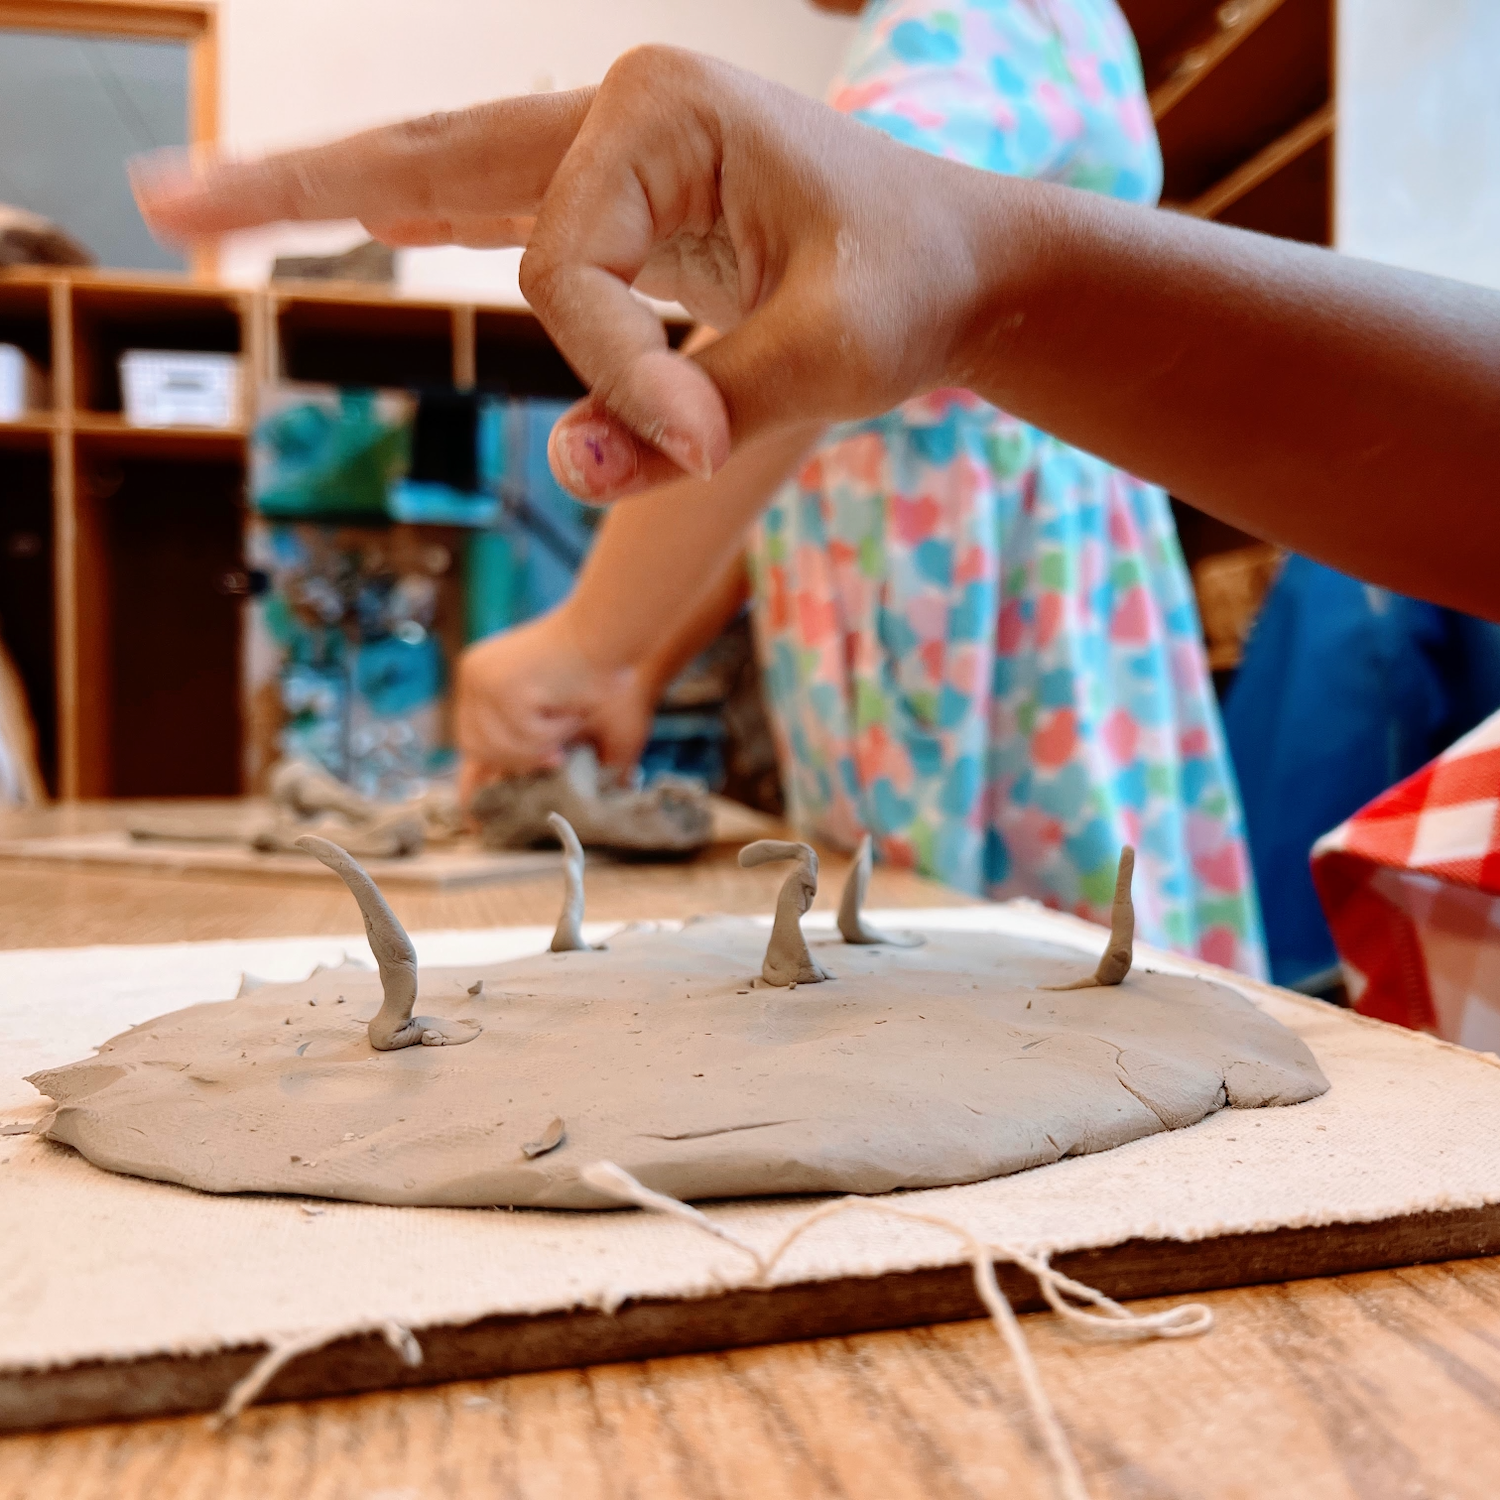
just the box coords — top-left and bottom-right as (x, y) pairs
(0, 345), (49, 422)
(119, 349), (241, 429)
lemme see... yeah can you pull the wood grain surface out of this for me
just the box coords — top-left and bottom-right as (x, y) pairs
(6, 1255), (1500, 1500)
(0, 802), (970, 948)
(5, 800), (1498, 1498)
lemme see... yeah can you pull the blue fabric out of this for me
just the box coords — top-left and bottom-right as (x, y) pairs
(1223, 557), (1500, 987)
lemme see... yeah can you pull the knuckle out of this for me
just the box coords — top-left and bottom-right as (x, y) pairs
(517, 246), (561, 308)
(606, 44), (669, 86)
(390, 109), (464, 148)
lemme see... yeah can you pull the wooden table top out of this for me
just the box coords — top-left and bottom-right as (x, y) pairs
(2, 801), (1496, 1500)
(0, 799), (968, 949)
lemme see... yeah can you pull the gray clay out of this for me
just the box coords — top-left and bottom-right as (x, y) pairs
(295, 835), (479, 1050)
(837, 834), (924, 948)
(128, 759), (461, 860)
(252, 808), (426, 859)
(738, 839), (830, 986)
(29, 908), (1330, 1210)
(522, 1117), (567, 1159)
(472, 747), (711, 855)
(270, 759), (373, 825)
(1043, 846), (1136, 991)
(548, 813), (596, 954)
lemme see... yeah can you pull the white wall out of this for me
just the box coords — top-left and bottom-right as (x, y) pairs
(1337, 0), (1500, 290)
(217, 0), (857, 301)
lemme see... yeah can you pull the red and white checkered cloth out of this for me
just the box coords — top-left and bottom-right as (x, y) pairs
(1313, 709), (1500, 1050)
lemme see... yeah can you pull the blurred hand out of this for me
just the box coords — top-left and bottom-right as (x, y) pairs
(134, 47), (991, 503)
(455, 608), (655, 803)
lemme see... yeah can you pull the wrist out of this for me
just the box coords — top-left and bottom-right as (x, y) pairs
(552, 594), (642, 682)
(941, 171), (1054, 404)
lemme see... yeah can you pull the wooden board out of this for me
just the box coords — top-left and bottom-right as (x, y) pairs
(6, 1201), (1499, 1433)
(0, 830), (561, 889)
(0, 797), (775, 889)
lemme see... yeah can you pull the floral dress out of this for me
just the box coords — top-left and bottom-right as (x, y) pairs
(747, 0), (1268, 976)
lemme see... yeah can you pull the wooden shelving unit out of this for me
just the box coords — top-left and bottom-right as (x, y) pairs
(0, 267), (603, 801)
(0, 7), (1335, 792)
(1121, 0), (1334, 674)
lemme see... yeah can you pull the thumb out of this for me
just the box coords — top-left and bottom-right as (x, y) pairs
(545, 280), (835, 502)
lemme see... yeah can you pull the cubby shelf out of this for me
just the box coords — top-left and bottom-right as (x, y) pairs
(1124, 0), (1335, 245)
(0, 267), (607, 801)
(0, 0), (1334, 790)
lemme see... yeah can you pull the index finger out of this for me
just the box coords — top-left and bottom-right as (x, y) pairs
(132, 89), (596, 242)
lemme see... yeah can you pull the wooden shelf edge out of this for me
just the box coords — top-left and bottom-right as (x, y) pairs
(1150, 0), (1292, 122)
(0, 1), (210, 41)
(1175, 101), (1336, 220)
(0, 414), (58, 433)
(73, 413), (245, 437)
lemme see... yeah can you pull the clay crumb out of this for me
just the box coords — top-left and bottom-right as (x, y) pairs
(468, 980), (484, 997)
(282, 1018), (290, 1026)
(336, 996), (345, 1004)
(521, 1117), (566, 1159)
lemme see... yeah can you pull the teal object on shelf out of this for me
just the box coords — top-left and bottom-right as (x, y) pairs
(465, 528), (522, 644)
(254, 390), (409, 520)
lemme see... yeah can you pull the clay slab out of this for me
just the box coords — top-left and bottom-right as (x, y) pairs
(31, 920), (1328, 1210)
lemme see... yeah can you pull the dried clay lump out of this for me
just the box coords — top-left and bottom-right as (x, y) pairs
(29, 834), (1328, 1210)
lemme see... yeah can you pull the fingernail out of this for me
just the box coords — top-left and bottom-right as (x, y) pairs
(657, 429), (714, 482)
(550, 417), (639, 499)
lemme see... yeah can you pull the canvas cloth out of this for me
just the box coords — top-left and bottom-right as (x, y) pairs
(1313, 707), (1500, 1049)
(3, 906), (1500, 1378)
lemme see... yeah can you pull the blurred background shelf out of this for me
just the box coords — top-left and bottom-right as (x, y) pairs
(0, 0), (1336, 800)
(0, 268), (621, 801)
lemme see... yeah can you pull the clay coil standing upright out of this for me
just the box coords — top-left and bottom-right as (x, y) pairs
(737, 840), (829, 986)
(295, 834), (480, 1049)
(547, 813), (598, 953)
(1043, 846), (1136, 991)
(837, 834), (924, 948)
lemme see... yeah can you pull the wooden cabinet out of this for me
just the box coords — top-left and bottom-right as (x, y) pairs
(1125, 0), (1335, 244)
(0, 7), (1339, 792)
(0, 269), (602, 801)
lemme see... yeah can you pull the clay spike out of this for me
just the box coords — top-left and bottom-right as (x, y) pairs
(1042, 845), (1135, 991)
(738, 839), (830, 986)
(548, 812), (590, 953)
(837, 833), (924, 947)
(295, 835), (479, 1049)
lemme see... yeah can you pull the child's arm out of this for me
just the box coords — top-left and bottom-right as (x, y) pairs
(139, 48), (1500, 616)
(564, 421), (818, 671)
(455, 424), (814, 787)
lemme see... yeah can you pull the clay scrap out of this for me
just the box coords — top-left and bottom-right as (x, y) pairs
(28, 840), (1329, 1211)
(127, 758), (463, 860)
(471, 746), (711, 855)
